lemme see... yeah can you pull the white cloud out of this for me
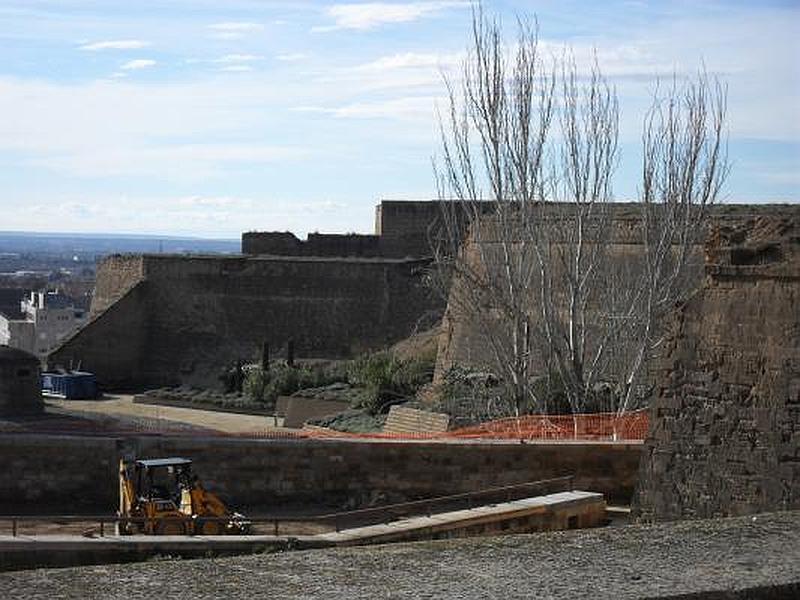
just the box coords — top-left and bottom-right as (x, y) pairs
(79, 39), (151, 51)
(219, 65), (254, 73)
(316, 51), (461, 93)
(0, 77), (306, 180)
(276, 53), (307, 62)
(208, 22), (264, 40)
(30, 143), (308, 178)
(121, 59), (156, 70)
(176, 195), (254, 209)
(214, 54), (263, 64)
(296, 96), (440, 121)
(352, 51), (461, 72)
(314, 1), (468, 32)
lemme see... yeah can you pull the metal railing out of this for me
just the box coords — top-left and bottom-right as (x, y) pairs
(0, 475), (574, 538)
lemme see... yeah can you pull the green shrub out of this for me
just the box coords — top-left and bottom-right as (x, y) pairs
(242, 363), (350, 408)
(434, 365), (505, 426)
(435, 364), (624, 424)
(241, 352), (434, 416)
(307, 409), (387, 433)
(346, 351), (434, 415)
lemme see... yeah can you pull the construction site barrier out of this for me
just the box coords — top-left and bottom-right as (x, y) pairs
(5, 409), (647, 442)
(301, 410), (648, 442)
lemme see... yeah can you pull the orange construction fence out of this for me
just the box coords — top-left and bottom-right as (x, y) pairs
(301, 409), (648, 442)
(20, 409), (648, 442)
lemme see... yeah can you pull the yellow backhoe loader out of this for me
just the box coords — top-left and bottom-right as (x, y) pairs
(117, 457), (250, 535)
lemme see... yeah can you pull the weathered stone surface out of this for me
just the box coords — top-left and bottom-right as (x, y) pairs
(0, 346), (43, 417)
(383, 405), (450, 433)
(435, 204), (799, 384)
(1, 511), (798, 599)
(635, 214), (800, 521)
(243, 200), (444, 258)
(51, 254), (441, 388)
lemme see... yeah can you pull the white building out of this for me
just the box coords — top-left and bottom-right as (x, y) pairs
(0, 291), (87, 359)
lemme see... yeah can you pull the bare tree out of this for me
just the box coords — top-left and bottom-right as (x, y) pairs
(432, 8), (727, 421)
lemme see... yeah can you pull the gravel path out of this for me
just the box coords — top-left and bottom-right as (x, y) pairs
(2, 512), (798, 599)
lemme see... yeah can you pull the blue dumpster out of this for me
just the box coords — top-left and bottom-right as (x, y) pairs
(41, 371), (98, 399)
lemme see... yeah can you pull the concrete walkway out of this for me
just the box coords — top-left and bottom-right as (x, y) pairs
(48, 395), (290, 434)
(0, 491), (603, 571)
(317, 491), (604, 546)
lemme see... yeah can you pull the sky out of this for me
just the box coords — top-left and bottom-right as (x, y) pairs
(0, 0), (797, 238)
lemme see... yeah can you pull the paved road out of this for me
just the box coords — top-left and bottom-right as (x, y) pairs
(1, 511), (797, 599)
(48, 395), (289, 434)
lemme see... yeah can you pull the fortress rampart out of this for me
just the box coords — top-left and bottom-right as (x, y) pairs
(635, 214), (800, 520)
(434, 204), (800, 382)
(51, 253), (440, 388)
(241, 200), (445, 258)
(50, 201), (798, 395)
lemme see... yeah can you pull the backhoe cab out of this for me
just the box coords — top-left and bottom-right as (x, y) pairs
(118, 457), (250, 535)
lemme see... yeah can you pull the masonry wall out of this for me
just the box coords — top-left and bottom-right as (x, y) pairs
(0, 435), (642, 514)
(0, 358), (42, 417)
(241, 231), (426, 259)
(49, 282), (150, 388)
(241, 232), (383, 257)
(375, 200), (443, 238)
(53, 254), (441, 388)
(634, 215), (800, 521)
(90, 255), (145, 316)
(435, 205), (799, 383)
(242, 201), (453, 259)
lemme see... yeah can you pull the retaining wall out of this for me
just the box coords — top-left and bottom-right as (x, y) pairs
(0, 435), (642, 515)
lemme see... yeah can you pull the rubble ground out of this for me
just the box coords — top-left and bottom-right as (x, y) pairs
(1, 511), (798, 599)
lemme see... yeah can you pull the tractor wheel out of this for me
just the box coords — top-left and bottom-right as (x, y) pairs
(196, 518), (224, 536)
(155, 519), (186, 536)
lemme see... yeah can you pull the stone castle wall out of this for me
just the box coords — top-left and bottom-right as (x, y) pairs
(435, 205), (800, 383)
(90, 254), (145, 316)
(634, 214), (800, 521)
(242, 201), (444, 258)
(242, 232), (384, 257)
(51, 254), (441, 388)
(51, 282), (150, 388)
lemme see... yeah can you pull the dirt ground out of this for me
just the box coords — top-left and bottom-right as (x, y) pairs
(47, 394), (290, 434)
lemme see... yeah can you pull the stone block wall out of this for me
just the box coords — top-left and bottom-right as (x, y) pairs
(49, 282), (150, 388)
(0, 435), (642, 514)
(90, 255), (145, 316)
(0, 436), (119, 514)
(375, 200), (443, 239)
(243, 201), (454, 259)
(242, 232), (384, 258)
(0, 349), (42, 417)
(52, 253), (441, 389)
(635, 214), (800, 521)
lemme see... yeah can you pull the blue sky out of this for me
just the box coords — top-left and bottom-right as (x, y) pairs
(0, 0), (797, 237)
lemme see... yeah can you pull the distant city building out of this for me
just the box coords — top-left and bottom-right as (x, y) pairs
(0, 288), (25, 318)
(0, 291), (87, 359)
